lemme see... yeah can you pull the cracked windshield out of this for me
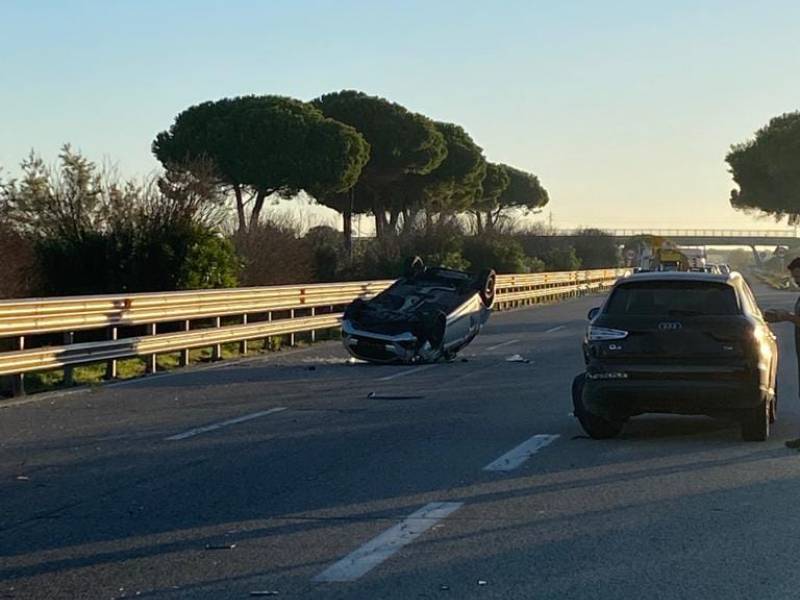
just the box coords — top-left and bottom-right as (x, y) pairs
(3, 1), (800, 599)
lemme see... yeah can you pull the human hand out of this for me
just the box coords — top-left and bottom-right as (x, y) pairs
(764, 308), (791, 322)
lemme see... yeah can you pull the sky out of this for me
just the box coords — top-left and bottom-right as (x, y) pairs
(2, 0), (800, 230)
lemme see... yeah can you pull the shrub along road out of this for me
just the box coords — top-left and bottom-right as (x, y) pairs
(2, 284), (800, 599)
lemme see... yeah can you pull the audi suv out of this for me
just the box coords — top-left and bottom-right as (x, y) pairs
(574, 271), (778, 441)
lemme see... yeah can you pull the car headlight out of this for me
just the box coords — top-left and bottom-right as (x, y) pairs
(587, 326), (629, 341)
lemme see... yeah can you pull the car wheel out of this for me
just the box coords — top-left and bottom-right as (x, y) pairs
(476, 269), (497, 308)
(770, 382), (778, 424)
(572, 374), (623, 440)
(741, 399), (769, 441)
(404, 256), (425, 279)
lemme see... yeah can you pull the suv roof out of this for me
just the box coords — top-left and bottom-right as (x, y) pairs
(622, 271), (738, 284)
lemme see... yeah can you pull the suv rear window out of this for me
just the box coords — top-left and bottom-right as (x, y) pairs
(605, 281), (740, 316)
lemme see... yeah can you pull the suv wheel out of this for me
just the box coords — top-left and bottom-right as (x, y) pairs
(572, 374), (623, 439)
(741, 399), (769, 441)
(769, 382), (778, 424)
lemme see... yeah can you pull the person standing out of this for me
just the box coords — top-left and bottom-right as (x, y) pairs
(764, 258), (800, 448)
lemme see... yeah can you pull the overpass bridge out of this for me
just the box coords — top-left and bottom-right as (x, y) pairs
(547, 228), (800, 247)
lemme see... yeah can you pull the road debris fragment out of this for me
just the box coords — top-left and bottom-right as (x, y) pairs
(505, 354), (530, 363)
(367, 392), (425, 400)
(250, 591), (279, 597)
(204, 543), (236, 550)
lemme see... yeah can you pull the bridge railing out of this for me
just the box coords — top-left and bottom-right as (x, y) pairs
(546, 229), (799, 239)
(0, 268), (628, 396)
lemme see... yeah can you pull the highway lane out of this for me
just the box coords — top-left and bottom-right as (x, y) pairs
(2, 283), (800, 599)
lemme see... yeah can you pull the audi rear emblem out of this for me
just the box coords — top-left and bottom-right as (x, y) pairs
(658, 321), (682, 331)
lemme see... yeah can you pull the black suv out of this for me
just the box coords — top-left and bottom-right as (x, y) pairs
(573, 272), (778, 441)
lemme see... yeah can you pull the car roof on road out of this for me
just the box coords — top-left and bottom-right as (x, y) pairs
(621, 271), (738, 284)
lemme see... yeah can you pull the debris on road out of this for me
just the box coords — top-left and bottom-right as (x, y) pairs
(367, 392), (425, 400)
(439, 584), (450, 591)
(15, 476), (30, 481)
(307, 366), (317, 371)
(505, 354), (531, 363)
(477, 580), (488, 586)
(204, 543), (236, 550)
(250, 591), (279, 597)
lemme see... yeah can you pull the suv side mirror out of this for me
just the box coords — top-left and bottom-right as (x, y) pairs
(588, 307), (601, 320)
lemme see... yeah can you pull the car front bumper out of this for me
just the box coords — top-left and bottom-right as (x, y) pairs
(341, 320), (427, 364)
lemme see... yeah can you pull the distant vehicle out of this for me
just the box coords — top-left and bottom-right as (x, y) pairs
(688, 264), (721, 274)
(574, 271), (778, 441)
(341, 258), (495, 364)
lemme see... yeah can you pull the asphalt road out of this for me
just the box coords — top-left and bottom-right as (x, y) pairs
(3, 282), (800, 599)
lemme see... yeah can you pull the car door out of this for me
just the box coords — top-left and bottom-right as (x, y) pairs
(738, 279), (778, 392)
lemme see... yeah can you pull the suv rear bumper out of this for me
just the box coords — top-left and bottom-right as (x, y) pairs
(583, 378), (765, 419)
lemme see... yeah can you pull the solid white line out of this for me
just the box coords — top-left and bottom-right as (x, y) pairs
(165, 407), (287, 441)
(483, 434), (560, 471)
(313, 501), (463, 582)
(377, 364), (437, 382)
(544, 325), (566, 334)
(485, 339), (520, 352)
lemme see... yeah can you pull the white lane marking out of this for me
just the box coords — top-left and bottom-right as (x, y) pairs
(483, 434), (560, 471)
(313, 501), (463, 582)
(485, 339), (520, 352)
(377, 364), (438, 382)
(165, 407), (287, 441)
(544, 325), (566, 334)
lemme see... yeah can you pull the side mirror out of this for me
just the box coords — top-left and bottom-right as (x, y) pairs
(588, 307), (601, 321)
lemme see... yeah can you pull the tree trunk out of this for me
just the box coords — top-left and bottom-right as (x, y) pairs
(343, 208), (353, 257)
(249, 190), (268, 233)
(233, 184), (247, 234)
(388, 210), (400, 233)
(473, 211), (484, 234)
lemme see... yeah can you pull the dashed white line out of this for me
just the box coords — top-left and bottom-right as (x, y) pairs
(483, 434), (560, 471)
(377, 364), (438, 382)
(165, 407), (287, 441)
(544, 325), (566, 334)
(485, 339), (520, 352)
(313, 501), (463, 582)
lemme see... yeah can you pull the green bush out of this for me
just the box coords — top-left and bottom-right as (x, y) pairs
(541, 246), (581, 271)
(305, 225), (348, 282)
(349, 221), (469, 279)
(462, 235), (542, 273)
(36, 223), (239, 295)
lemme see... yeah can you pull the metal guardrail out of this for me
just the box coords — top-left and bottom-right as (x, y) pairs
(0, 268), (627, 396)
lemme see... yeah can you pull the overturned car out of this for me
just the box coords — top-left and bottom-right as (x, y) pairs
(342, 258), (496, 364)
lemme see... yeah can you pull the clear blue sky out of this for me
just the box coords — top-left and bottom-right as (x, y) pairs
(2, 0), (799, 229)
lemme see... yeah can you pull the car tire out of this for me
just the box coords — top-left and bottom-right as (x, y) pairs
(741, 399), (769, 441)
(572, 374), (623, 440)
(404, 256), (425, 280)
(769, 382), (778, 424)
(476, 269), (497, 308)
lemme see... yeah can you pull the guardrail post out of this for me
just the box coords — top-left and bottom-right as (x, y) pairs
(289, 309), (296, 347)
(212, 317), (222, 360)
(146, 323), (157, 373)
(310, 308), (316, 343)
(264, 311), (272, 351)
(179, 320), (190, 367)
(63, 332), (75, 386)
(240, 314), (248, 355)
(10, 336), (25, 397)
(105, 326), (118, 380)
